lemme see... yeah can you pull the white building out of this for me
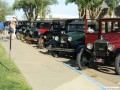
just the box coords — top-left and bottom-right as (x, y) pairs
(5, 15), (17, 21)
(47, 14), (79, 19)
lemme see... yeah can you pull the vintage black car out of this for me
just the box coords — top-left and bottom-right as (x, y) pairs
(37, 19), (74, 49)
(46, 20), (84, 57)
(47, 19), (96, 58)
(76, 18), (120, 75)
(16, 20), (31, 41)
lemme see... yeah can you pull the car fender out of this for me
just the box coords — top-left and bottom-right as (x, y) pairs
(76, 45), (94, 58)
(113, 48), (120, 57)
(76, 45), (86, 53)
(70, 41), (83, 48)
(40, 34), (45, 38)
(47, 39), (60, 47)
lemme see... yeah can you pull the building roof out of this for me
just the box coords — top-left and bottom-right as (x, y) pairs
(46, 14), (79, 19)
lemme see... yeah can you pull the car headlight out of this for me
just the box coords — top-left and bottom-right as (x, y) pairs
(30, 31), (33, 34)
(54, 36), (59, 41)
(23, 30), (26, 33)
(108, 44), (115, 51)
(68, 37), (72, 41)
(52, 36), (55, 39)
(61, 31), (65, 34)
(38, 32), (40, 35)
(87, 43), (93, 50)
(19, 29), (22, 31)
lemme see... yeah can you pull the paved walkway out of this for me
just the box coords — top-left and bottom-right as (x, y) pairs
(0, 39), (103, 90)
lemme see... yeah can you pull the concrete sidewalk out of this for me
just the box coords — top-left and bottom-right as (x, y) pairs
(0, 39), (103, 90)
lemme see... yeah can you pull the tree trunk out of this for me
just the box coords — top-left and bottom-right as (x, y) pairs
(78, 5), (85, 19)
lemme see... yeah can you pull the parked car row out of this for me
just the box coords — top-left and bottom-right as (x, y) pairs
(16, 18), (120, 75)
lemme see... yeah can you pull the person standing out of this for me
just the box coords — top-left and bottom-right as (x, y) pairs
(10, 21), (16, 39)
(0, 20), (4, 39)
(4, 21), (9, 38)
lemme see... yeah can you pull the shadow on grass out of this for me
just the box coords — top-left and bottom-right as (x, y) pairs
(0, 62), (9, 71)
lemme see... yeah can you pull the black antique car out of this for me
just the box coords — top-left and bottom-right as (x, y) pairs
(76, 18), (120, 75)
(15, 20), (31, 41)
(46, 19), (85, 57)
(46, 19), (96, 57)
(37, 19), (74, 48)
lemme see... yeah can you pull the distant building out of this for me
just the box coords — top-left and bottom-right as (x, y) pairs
(48, 14), (79, 19)
(5, 15), (17, 21)
(37, 14), (79, 20)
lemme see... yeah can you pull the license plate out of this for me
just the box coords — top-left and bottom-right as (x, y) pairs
(96, 58), (104, 63)
(61, 40), (65, 43)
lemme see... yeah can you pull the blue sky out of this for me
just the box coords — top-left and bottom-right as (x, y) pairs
(5, 0), (79, 20)
(50, 0), (78, 16)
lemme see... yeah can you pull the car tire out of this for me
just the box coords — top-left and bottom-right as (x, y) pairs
(47, 44), (59, 58)
(38, 37), (44, 49)
(115, 54), (120, 75)
(48, 50), (59, 58)
(77, 49), (89, 70)
(20, 34), (25, 42)
(16, 32), (20, 40)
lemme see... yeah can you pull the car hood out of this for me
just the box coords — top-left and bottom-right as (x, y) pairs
(103, 33), (120, 48)
(38, 28), (49, 34)
(66, 32), (85, 41)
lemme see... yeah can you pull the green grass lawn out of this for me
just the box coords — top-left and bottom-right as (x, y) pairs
(0, 44), (32, 90)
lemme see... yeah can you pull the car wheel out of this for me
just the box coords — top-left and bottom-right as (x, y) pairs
(16, 32), (20, 40)
(77, 49), (90, 70)
(26, 40), (32, 44)
(20, 34), (25, 42)
(47, 44), (59, 58)
(25, 36), (29, 44)
(38, 37), (44, 49)
(48, 50), (58, 58)
(115, 54), (120, 75)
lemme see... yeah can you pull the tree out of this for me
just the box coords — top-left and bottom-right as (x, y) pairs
(105, 0), (119, 17)
(66, 0), (119, 19)
(87, 0), (104, 19)
(13, 0), (58, 21)
(115, 5), (120, 17)
(65, 0), (87, 19)
(0, 0), (13, 21)
(66, 0), (104, 19)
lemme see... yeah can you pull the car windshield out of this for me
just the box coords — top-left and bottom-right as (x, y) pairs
(50, 22), (66, 31)
(84, 19), (99, 34)
(68, 24), (84, 32)
(36, 23), (50, 29)
(102, 21), (120, 33)
(30, 22), (36, 28)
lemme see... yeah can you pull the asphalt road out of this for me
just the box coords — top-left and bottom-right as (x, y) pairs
(0, 38), (120, 90)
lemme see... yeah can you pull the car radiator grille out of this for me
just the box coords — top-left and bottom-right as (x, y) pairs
(94, 42), (107, 57)
(60, 35), (68, 43)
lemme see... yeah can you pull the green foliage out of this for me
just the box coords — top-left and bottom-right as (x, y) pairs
(87, 0), (103, 19)
(13, 0), (58, 21)
(0, 0), (13, 21)
(115, 5), (120, 17)
(0, 44), (32, 90)
(105, 0), (119, 17)
(65, 0), (119, 19)
(65, 0), (103, 19)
